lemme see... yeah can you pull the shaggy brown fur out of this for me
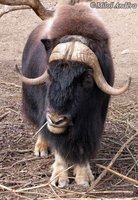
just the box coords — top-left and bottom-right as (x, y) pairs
(22, 2), (114, 187)
(49, 4), (109, 41)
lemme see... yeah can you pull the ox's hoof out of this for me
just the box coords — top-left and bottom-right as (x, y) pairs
(74, 163), (94, 187)
(50, 152), (69, 188)
(50, 174), (69, 188)
(34, 134), (49, 157)
(50, 166), (69, 188)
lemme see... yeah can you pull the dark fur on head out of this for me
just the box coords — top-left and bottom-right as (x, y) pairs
(22, 3), (114, 164)
(41, 61), (111, 164)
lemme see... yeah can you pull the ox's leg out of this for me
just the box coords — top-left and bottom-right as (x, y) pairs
(34, 133), (49, 157)
(74, 163), (94, 187)
(50, 151), (69, 188)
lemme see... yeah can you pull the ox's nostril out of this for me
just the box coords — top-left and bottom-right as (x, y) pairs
(54, 117), (66, 125)
(47, 113), (68, 127)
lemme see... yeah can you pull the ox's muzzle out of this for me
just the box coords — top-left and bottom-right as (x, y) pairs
(46, 112), (71, 134)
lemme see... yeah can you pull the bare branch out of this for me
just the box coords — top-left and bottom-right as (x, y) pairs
(0, 0), (91, 19)
(86, 131), (138, 192)
(0, 0), (31, 5)
(0, 80), (21, 88)
(0, 111), (10, 121)
(97, 164), (138, 186)
(0, 0), (53, 20)
(0, 5), (30, 18)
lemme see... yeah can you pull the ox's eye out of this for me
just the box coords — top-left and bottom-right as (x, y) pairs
(82, 73), (94, 88)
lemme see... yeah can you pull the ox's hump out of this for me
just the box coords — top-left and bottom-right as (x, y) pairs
(46, 3), (109, 41)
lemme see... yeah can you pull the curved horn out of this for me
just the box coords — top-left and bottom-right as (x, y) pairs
(16, 65), (48, 85)
(49, 41), (131, 95)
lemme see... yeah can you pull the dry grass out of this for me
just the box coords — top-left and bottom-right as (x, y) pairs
(0, 79), (137, 199)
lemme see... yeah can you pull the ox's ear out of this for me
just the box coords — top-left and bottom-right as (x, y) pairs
(41, 39), (54, 52)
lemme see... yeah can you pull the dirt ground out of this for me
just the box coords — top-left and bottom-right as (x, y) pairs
(0, 0), (138, 199)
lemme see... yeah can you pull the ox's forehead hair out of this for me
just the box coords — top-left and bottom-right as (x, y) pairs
(49, 61), (86, 90)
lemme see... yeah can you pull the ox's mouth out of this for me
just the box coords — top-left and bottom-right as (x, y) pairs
(46, 112), (70, 134)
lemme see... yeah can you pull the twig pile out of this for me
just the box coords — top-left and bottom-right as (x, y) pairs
(0, 80), (138, 199)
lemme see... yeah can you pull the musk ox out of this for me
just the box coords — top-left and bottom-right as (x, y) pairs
(17, 3), (130, 187)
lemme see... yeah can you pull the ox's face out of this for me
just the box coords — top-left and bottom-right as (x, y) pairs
(46, 61), (94, 134)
